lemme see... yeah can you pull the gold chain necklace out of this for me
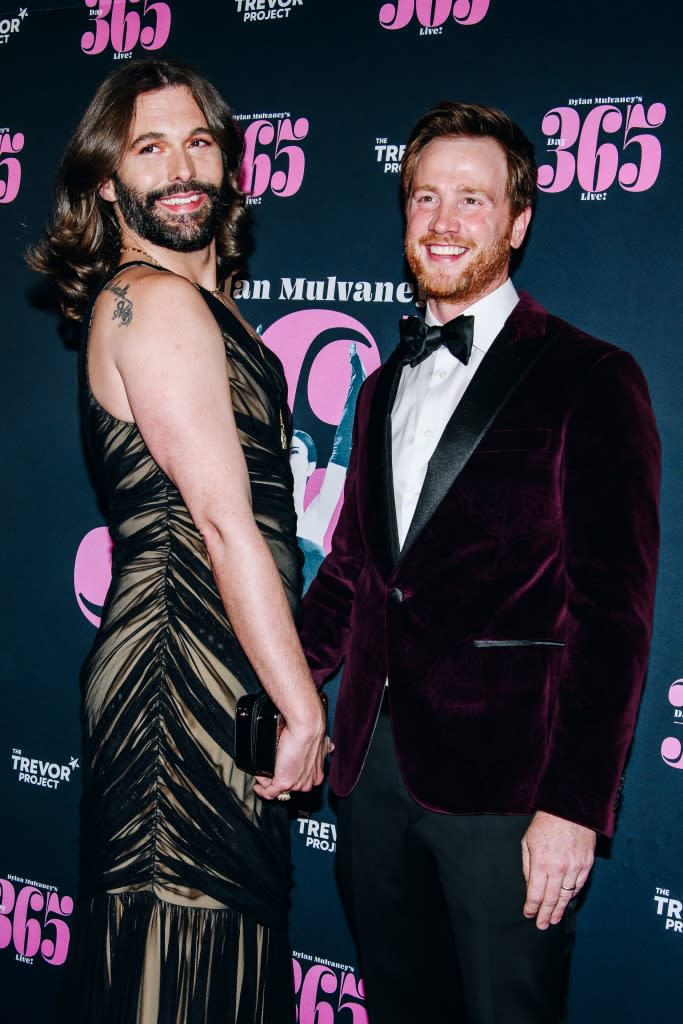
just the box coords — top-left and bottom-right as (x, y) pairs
(118, 245), (288, 450)
(119, 244), (223, 299)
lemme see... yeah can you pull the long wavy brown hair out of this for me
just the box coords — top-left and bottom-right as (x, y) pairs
(27, 58), (246, 321)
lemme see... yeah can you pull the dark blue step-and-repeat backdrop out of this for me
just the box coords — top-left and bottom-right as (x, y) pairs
(1, 2), (681, 1020)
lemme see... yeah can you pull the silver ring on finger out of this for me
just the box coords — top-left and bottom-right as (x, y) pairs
(560, 885), (577, 892)
(276, 791), (291, 802)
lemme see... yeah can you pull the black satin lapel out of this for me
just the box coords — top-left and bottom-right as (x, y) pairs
(367, 349), (403, 568)
(400, 327), (553, 559)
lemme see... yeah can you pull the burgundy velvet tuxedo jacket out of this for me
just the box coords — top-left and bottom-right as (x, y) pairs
(300, 292), (660, 837)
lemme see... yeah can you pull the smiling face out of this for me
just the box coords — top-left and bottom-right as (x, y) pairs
(99, 85), (226, 253)
(404, 136), (531, 318)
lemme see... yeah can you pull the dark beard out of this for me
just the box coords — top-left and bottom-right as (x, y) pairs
(405, 225), (512, 306)
(113, 175), (226, 253)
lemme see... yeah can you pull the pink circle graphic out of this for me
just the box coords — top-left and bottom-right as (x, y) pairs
(74, 526), (113, 627)
(668, 679), (683, 708)
(262, 309), (381, 422)
(661, 736), (683, 769)
(262, 309), (382, 551)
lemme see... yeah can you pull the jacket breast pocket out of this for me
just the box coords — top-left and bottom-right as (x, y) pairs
(472, 639), (565, 648)
(475, 428), (551, 454)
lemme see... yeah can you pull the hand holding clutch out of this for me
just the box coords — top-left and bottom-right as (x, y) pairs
(235, 690), (328, 778)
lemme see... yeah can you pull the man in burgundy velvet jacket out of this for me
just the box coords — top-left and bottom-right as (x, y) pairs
(300, 102), (660, 1024)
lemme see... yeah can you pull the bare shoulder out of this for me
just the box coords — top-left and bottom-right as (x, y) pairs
(89, 265), (228, 421)
(93, 265), (211, 341)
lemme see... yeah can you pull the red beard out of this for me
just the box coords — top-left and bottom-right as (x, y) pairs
(405, 223), (513, 306)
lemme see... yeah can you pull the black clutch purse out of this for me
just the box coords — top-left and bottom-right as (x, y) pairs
(234, 690), (328, 777)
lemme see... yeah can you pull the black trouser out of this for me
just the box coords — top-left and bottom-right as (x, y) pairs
(336, 712), (575, 1024)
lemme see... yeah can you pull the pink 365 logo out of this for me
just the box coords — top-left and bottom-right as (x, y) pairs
(240, 117), (309, 199)
(81, 0), (171, 55)
(0, 130), (24, 204)
(660, 679), (683, 770)
(538, 102), (666, 196)
(293, 959), (368, 1024)
(379, 0), (490, 29)
(0, 878), (73, 967)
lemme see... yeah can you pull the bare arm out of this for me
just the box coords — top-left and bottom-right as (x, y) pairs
(95, 269), (326, 797)
(298, 345), (366, 549)
(298, 463), (347, 548)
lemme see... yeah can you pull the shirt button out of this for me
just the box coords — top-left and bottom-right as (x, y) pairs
(424, 428), (432, 438)
(388, 587), (404, 604)
(438, 370), (447, 380)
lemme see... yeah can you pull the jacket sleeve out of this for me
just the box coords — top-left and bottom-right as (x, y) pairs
(300, 379), (371, 688)
(534, 348), (661, 835)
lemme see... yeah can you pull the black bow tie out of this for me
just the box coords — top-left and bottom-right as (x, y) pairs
(398, 314), (475, 368)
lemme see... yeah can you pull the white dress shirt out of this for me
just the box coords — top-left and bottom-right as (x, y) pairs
(392, 279), (520, 548)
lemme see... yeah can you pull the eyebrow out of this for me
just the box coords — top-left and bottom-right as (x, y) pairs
(129, 126), (214, 148)
(412, 183), (495, 202)
(459, 185), (495, 201)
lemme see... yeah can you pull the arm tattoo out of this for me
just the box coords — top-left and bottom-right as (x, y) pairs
(103, 280), (133, 327)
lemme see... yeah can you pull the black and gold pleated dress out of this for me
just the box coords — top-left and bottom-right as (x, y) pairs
(72, 263), (301, 1024)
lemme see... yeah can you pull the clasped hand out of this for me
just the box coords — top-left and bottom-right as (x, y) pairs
(254, 711), (331, 802)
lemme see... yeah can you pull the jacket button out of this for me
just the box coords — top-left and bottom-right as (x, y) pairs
(389, 587), (403, 604)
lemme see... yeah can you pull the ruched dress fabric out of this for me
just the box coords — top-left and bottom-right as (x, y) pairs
(72, 263), (301, 1024)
